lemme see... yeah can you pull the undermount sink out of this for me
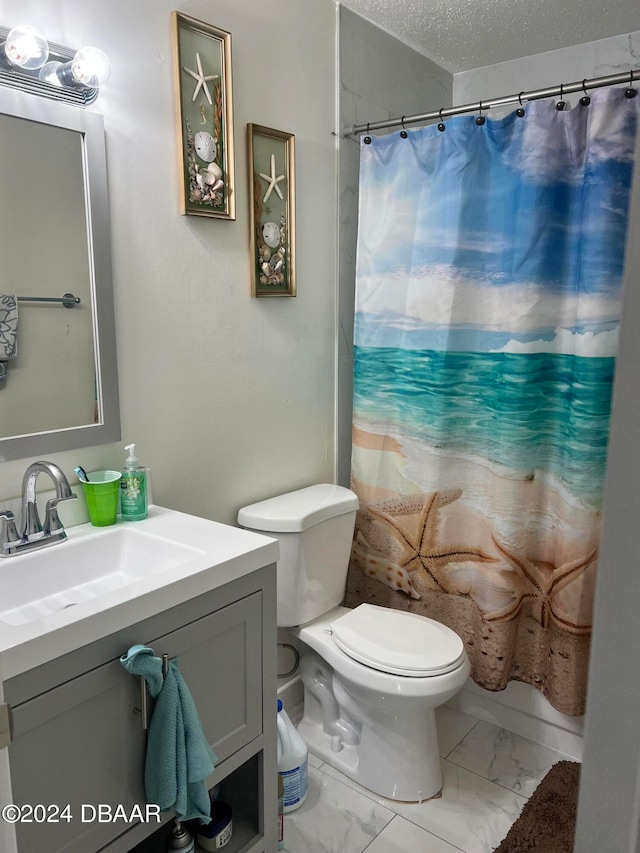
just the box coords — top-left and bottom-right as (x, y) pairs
(0, 524), (205, 627)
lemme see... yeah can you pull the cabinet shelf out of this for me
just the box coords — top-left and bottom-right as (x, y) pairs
(194, 806), (260, 852)
(130, 752), (268, 853)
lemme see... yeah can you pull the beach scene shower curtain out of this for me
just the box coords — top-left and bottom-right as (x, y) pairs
(345, 88), (639, 715)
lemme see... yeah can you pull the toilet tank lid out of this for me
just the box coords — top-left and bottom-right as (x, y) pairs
(237, 484), (359, 532)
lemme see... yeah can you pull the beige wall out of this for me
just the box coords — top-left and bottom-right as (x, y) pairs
(0, 0), (338, 524)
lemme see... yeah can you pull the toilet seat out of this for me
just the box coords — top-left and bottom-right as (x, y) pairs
(330, 603), (466, 677)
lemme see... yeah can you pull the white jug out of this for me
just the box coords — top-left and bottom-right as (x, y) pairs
(277, 700), (308, 812)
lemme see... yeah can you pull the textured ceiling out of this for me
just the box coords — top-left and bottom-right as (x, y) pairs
(340, 0), (640, 73)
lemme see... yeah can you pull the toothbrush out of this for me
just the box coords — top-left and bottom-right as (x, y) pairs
(74, 466), (89, 483)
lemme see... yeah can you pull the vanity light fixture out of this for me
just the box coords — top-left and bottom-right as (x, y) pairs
(0, 24), (110, 106)
(40, 46), (111, 90)
(0, 25), (49, 71)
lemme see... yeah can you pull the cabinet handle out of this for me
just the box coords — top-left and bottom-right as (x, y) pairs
(133, 655), (169, 730)
(133, 676), (149, 731)
(140, 676), (149, 730)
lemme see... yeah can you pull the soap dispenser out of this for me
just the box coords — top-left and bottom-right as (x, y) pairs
(120, 443), (147, 521)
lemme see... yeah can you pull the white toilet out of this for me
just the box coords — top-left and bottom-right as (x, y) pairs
(238, 483), (470, 802)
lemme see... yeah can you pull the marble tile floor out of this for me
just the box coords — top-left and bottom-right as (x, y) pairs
(283, 705), (574, 853)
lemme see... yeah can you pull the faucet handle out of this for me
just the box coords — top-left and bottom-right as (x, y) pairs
(22, 502), (45, 542)
(0, 510), (20, 551)
(43, 494), (78, 536)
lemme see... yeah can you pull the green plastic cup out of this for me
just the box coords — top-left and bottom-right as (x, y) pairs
(82, 471), (121, 526)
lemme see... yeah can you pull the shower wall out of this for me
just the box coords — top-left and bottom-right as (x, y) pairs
(337, 6), (453, 486)
(454, 31), (640, 108)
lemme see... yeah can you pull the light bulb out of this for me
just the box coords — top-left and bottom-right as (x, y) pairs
(38, 60), (64, 86)
(69, 46), (111, 88)
(3, 25), (49, 70)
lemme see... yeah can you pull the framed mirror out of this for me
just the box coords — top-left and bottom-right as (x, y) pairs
(0, 88), (120, 461)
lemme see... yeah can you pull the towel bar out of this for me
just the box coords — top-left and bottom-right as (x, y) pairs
(17, 292), (80, 308)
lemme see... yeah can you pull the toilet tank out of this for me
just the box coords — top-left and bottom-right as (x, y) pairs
(237, 484), (359, 627)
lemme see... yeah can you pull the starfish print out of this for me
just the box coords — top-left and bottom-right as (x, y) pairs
(259, 154), (285, 203)
(358, 489), (462, 561)
(368, 491), (496, 593)
(485, 537), (597, 635)
(183, 53), (218, 105)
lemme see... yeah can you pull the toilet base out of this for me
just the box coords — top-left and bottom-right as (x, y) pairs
(293, 621), (470, 802)
(297, 702), (443, 802)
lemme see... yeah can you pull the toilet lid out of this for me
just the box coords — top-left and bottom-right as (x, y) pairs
(330, 604), (466, 677)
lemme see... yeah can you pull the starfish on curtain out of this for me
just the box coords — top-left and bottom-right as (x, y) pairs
(367, 490), (496, 593)
(357, 489), (463, 559)
(484, 536), (597, 634)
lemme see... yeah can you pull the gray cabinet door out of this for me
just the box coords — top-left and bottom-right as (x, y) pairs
(148, 591), (263, 763)
(10, 657), (146, 853)
(8, 591), (263, 853)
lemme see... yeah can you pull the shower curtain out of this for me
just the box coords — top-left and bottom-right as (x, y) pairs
(345, 87), (640, 715)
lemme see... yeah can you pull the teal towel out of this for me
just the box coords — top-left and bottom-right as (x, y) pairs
(120, 644), (216, 823)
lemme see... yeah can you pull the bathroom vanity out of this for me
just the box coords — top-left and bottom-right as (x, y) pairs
(0, 506), (279, 853)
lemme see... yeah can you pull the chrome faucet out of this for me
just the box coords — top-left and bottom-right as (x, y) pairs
(0, 461), (77, 557)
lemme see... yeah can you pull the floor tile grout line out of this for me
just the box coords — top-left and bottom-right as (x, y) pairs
(440, 756), (530, 802)
(447, 717), (579, 762)
(361, 812), (470, 853)
(360, 812), (397, 852)
(442, 718), (481, 758)
(391, 812), (470, 853)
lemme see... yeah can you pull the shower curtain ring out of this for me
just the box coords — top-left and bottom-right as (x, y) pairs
(400, 116), (408, 139)
(364, 122), (372, 144)
(437, 108), (446, 132)
(625, 70), (637, 98)
(556, 83), (566, 111)
(580, 79), (591, 106)
(475, 101), (486, 125)
(516, 92), (525, 117)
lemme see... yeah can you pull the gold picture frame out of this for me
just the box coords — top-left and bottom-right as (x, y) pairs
(248, 124), (296, 297)
(172, 11), (235, 219)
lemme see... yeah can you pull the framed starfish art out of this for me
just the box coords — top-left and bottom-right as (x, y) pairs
(171, 12), (235, 219)
(248, 124), (296, 297)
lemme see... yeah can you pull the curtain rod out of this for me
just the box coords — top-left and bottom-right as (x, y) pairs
(349, 68), (639, 136)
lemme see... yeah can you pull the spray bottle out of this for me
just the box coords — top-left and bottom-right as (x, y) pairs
(166, 821), (195, 852)
(120, 443), (147, 521)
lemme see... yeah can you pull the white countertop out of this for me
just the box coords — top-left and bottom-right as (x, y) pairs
(0, 505), (278, 682)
